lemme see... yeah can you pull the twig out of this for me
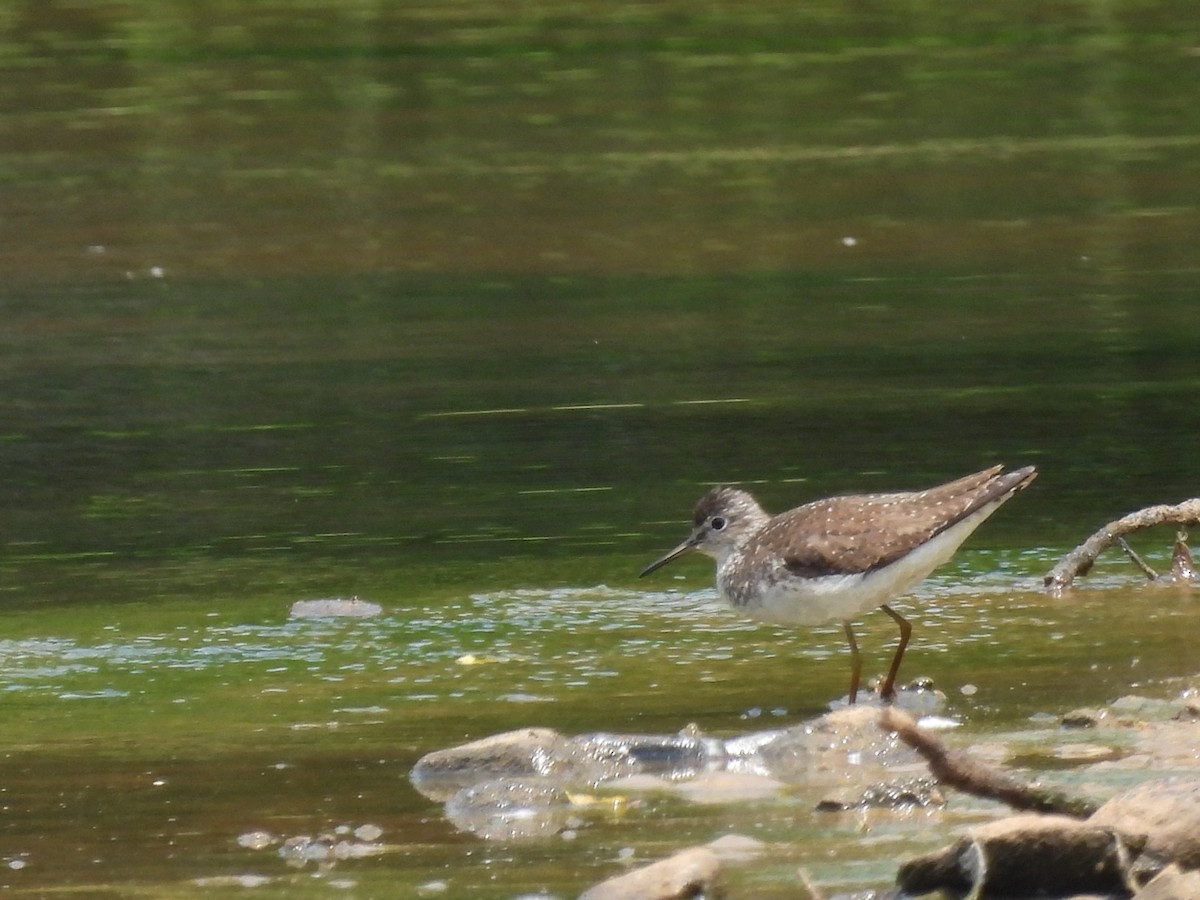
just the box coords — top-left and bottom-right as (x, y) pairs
(1043, 499), (1200, 593)
(796, 867), (827, 900)
(879, 708), (1099, 819)
(1117, 537), (1159, 581)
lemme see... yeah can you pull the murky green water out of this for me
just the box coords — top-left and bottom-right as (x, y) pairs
(3, 2), (1200, 897)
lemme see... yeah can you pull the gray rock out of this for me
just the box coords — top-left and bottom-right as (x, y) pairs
(1135, 864), (1200, 900)
(289, 597), (382, 618)
(411, 709), (937, 832)
(578, 847), (722, 900)
(573, 730), (725, 778)
(410, 727), (613, 802)
(1090, 777), (1200, 874)
(444, 778), (574, 841)
(757, 705), (918, 783)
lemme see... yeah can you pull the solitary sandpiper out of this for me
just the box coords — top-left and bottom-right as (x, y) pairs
(640, 464), (1037, 704)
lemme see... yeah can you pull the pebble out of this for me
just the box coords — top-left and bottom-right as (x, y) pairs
(236, 831), (277, 850)
(353, 824), (383, 842)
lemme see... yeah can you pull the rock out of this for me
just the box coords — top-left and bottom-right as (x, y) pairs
(896, 814), (1142, 897)
(668, 770), (784, 805)
(1172, 699), (1200, 721)
(410, 726), (748, 804)
(1109, 695), (1176, 720)
(1089, 777), (1200, 874)
(578, 847), (722, 900)
(444, 778), (574, 841)
(573, 730), (725, 778)
(289, 597), (382, 618)
(1053, 743), (1122, 763)
(896, 776), (1200, 896)
(412, 709), (940, 840)
(410, 728), (615, 802)
(1061, 708), (1103, 728)
(816, 776), (944, 812)
(757, 705), (919, 783)
(704, 834), (766, 862)
(236, 830), (276, 850)
(1135, 864), (1200, 899)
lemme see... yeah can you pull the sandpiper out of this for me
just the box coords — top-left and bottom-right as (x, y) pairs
(640, 464), (1037, 704)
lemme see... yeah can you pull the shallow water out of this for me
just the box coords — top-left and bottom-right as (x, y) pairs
(4, 2), (1200, 896)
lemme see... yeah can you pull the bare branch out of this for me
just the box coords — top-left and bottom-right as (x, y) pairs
(1043, 499), (1200, 593)
(879, 708), (1099, 819)
(1117, 537), (1159, 580)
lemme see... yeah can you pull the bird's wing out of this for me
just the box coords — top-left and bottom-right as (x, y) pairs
(761, 465), (1031, 576)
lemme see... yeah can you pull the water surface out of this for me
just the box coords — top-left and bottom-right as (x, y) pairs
(3, 2), (1200, 896)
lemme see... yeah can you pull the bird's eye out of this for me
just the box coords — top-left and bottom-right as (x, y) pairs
(710, 516), (726, 531)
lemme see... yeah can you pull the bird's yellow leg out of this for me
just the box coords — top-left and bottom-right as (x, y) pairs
(879, 604), (912, 702)
(842, 620), (861, 705)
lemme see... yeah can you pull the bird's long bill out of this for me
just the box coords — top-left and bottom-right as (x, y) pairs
(639, 538), (695, 577)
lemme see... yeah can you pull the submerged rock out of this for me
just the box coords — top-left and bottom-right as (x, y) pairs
(755, 705), (920, 783)
(574, 730), (725, 779)
(276, 832), (387, 866)
(412, 704), (947, 843)
(410, 727), (624, 803)
(289, 597), (382, 618)
(578, 846), (723, 900)
(704, 833), (767, 862)
(410, 725), (740, 805)
(444, 778), (575, 841)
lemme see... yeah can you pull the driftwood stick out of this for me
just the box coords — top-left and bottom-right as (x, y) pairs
(879, 708), (1099, 819)
(1043, 499), (1200, 593)
(1117, 537), (1159, 581)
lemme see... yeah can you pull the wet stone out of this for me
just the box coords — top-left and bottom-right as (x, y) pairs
(410, 727), (617, 802)
(1062, 708), (1103, 728)
(756, 705), (918, 783)
(578, 846), (723, 900)
(444, 777), (574, 841)
(574, 730), (725, 778)
(276, 832), (387, 866)
(412, 705), (950, 844)
(236, 830), (276, 850)
(704, 833), (766, 862)
(668, 770), (784, 805)
(289, 597), (382, 618)
(817, 776), (944, 812)
(1089, 777), (1200, 873)
(1109, 695), (1178, 720)
(1136, 864), (1200, 900)
(1172, 699), (1200, 721)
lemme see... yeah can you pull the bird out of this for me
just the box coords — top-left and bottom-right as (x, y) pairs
(639, 464), (1037, 704)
